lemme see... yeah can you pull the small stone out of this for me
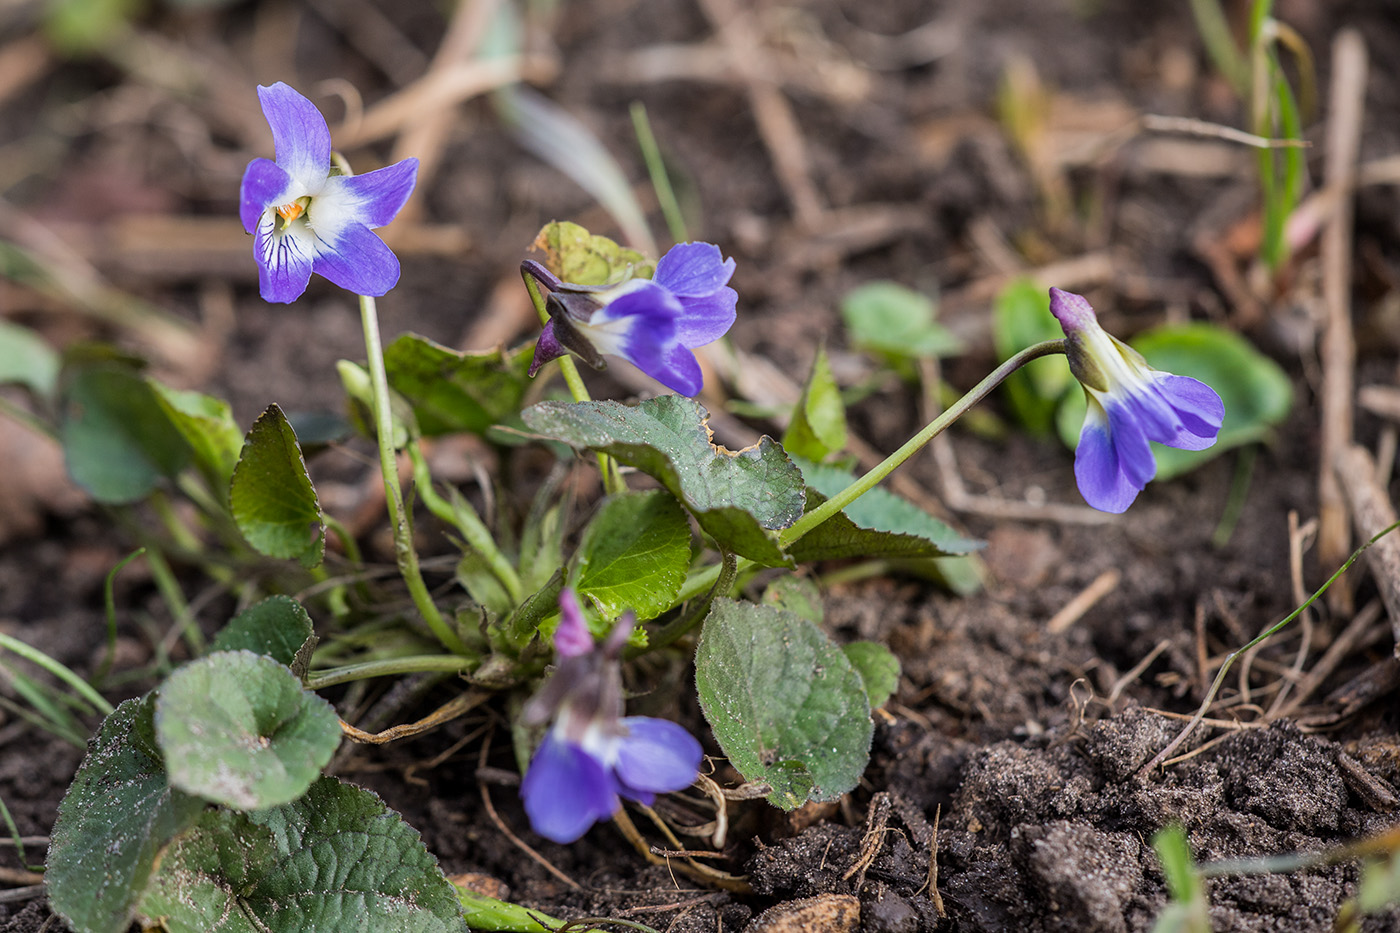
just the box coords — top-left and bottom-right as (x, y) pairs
(745, 894), (859, 933)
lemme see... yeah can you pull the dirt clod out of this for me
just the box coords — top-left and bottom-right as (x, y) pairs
(744, 894), (860, 933)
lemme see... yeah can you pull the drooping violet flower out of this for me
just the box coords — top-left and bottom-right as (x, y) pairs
(519, 590), (702, 844)
(522, 241), (738, 396)
(1050, 288), (1224, 513)
(240, 82), (418, 303)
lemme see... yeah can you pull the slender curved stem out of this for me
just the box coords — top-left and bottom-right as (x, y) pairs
(778, 339), (1066, 548)
(304, 654), (477, 691)
(672, 340), (1068, 606)
(641, 550), (737, 655)
(358, 294), (468, 656)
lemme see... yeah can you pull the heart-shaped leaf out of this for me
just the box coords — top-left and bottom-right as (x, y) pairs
(570, 490), (691, 622)
(383, 335), (533, 437)
(210, 596), (316, 675)
(841, 281), (963, 360)
(47, 695), (204, 933)
(138, 776), (465, 933)
(523, 396), (804, 566)
(230, 405), (324, 567)
(0, 318), (58, 398)
(155, 651), (341, 810)
(695, 599), (872, 809)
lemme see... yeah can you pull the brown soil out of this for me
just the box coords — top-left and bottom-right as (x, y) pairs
(2, 1), (1400, 931)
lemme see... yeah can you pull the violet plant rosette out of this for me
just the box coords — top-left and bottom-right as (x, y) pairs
(519, 590), (703, 844)
(523, 241), (738, 396)
(1050, 287), (1225, 513)
(240, 82), (418, 303)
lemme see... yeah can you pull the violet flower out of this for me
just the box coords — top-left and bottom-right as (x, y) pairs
(523, 242), (738, 396)
(1050, 288), (1224, 513)
(519, 590), (702, 844)
(240, 82), (418, 303)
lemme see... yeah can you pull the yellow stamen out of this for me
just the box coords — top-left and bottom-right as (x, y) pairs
(276, 202), (305, 222)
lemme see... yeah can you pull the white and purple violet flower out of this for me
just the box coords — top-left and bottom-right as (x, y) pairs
(523, 241), (738, 396)
(240, 82), (418, 303)
(1050, 288), (1225, 513)
(520, 590), (703, 844)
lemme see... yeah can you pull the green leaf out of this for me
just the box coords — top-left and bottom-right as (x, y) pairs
(210, 596), (317, 675)
(522, 396), (805, 566)
(138, 776), (466, 933)
(155, 651), (341, 810)
(47, 695), (204, 933)
(695, 599), (873, 809)
(782, 346), (848, 461)
(149, 379), (244, 491)
(787, 458), (983, 562)
(1055, 324), (1293, 480)
(383, 335), (533, 437)
(994, 279), (1073, 435)
(1150, 825), (1210, 933)
(0, 318), (58, 397)
(760, 575), (824, 625)
(532, 220), (653, 286)
(230, 405), (325, 568)
(842, 642), (900, 709)
(457, 887), (608, 932)
(840, 281), (963, 360)
(570, 490), (691, 622)
(60, 361), (190, 503)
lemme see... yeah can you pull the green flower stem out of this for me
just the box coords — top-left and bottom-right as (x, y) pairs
(777, 339), (1066, 548)
(358, 293), (469, 656)
(521, 268), (627, 495)
(407, 441), (523, 603)
(672, 340), (1068, 605)
(303, 654), (478, 691)
(0, 633), (114, 717)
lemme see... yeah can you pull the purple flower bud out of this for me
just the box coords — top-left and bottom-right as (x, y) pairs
(524, 242), (738, 396)
(1049, 288), (1224, 513)
(239, 83), (418, 303)
(520, 590), (702, 843)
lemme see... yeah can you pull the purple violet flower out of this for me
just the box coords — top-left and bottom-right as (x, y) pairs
(239, 82), (418, 303)
(523, 241), (738, 396)
(519, 590), (702, 844)
(1050, 288), (1225, 513)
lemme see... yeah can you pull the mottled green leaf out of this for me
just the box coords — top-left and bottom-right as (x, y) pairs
(210, 596), (316, 675)
(230, 405), (324, 567)
(47, 695), (204, 933)
(1056, 324), (1293, 480)
(522, 396), (804, 566)
(155, 651), (340, 810)
(531, 220), (653, 286)
(840, 281), (962, 360)
(788, 458), (982, 562)
(695, 599), (872, 809)
(138, 776), (466, 933)
(782, 346), (847, 462)
(60, 361), (190, 503)
(383, 335), (533, 437)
